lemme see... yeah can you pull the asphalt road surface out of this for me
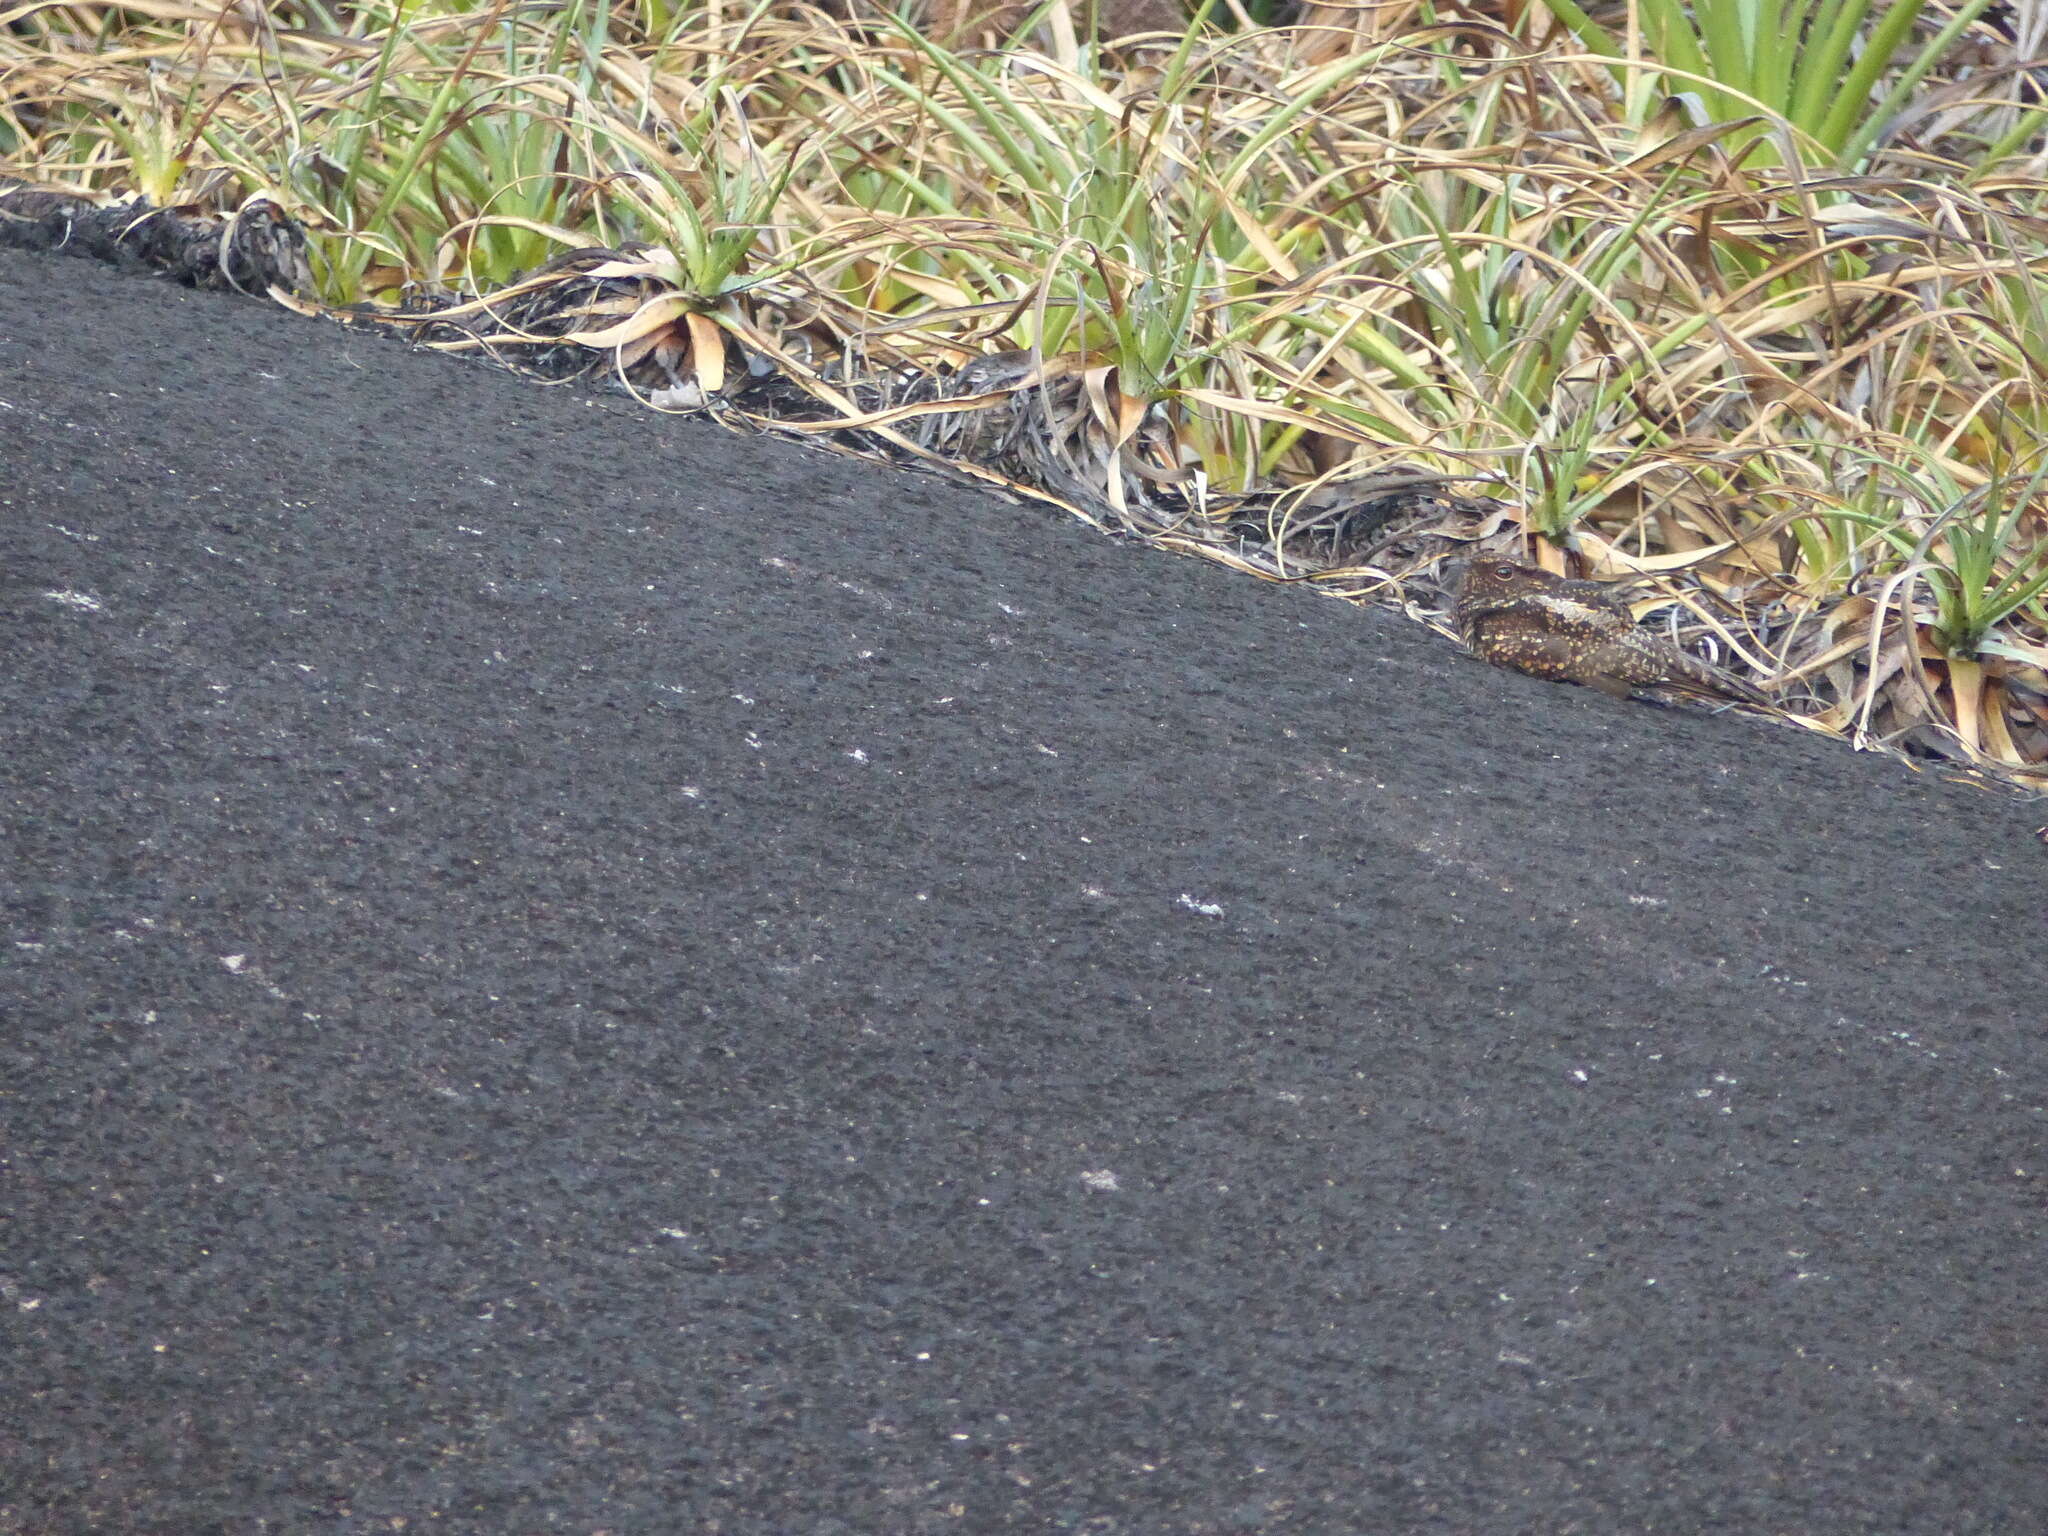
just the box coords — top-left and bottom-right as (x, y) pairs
(4, 246), (2046, 1532)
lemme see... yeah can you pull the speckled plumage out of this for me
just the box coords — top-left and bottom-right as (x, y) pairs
(1450, 558), (1769, 707)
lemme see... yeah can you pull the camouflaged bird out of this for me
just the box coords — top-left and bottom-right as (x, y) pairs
(1450, 558), (1770, 707)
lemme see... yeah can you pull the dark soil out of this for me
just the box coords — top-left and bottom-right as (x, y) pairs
(4, 246), (2046, 1533)
(0, 180), (310, 295)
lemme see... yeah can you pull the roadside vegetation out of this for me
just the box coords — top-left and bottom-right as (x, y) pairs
(5, 0), (2047, 784)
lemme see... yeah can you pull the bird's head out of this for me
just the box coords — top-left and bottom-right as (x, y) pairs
(1449, 556), (1543, 605)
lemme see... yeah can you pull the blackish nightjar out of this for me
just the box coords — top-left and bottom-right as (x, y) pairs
(1450, 558), (1769, 707)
